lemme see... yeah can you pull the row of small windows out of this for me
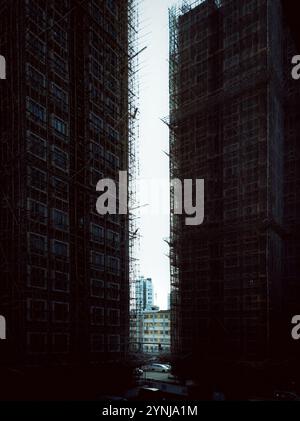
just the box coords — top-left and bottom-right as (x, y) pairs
(29, 234), (69, 257)
(26, 64), (69, 106)
(143, 321), (170, 327)
(25, 0), (69, 41)
(27, 332), (121, 354)
(26, 32), (68, 76)
(90, 252), (120, 274)
(143, 345), (170, 353)
(27, 139), (120, 178)
(143, 329), (170, 334)
(26, 98), (68, 136)
(26, 31), (124, 92)
(27, 173), (69, 205)
(143, 339), (170, 346)
(28, 233), (121, 271)
(89, 143), (120, 170)
(27, 266), (120, 300)
(26, 98), (121, 146)
(28, 200), (69, 228)
(89, 85), (120, 118)
(27, 205), (119, 244)
(27, 299), (69, 322)
(28, 167), (66, 193)
(26, 299), (120, 326)
(90, 306), (120, 326)
(144, 314), (170, 319)
(90, 279), (120, 301)
(28, 142), (68, 174)
(89, 112), (120, 142)
(28, 267), (70, 291)
(89, 62), (120, 95)
(90, 1), (118, 40)
(90, 224), (120, 245)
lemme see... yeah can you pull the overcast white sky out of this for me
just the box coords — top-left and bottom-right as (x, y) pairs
(138, 0), (177, 309)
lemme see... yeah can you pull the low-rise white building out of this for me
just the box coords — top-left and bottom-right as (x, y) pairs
(142, 309), (170, 354)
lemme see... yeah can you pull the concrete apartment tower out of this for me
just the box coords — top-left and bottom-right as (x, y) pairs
(169, 0), (300, 362)
(0, 0), (138, 383)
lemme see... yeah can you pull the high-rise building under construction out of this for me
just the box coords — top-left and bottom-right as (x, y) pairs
(169, 0), (300, 361)
(0, 0), (139, 379)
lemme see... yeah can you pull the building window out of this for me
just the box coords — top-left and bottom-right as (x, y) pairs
(90, 84), (103, 105)
(26, 98), (46, 123)
(27, 299), (47, 321)
(52, 333), (69, 353)
(52, 240), (68, 257)
(52, 177), (69, 200)
(106, 256), (120, 275)
(25, 0), (47, 29)
(91, 334), (104, 352)
(107, 125), (120, 142)
(51, 52), (68, 78)
(106, 151), (119, 169)
(107, 283), (120, 301)
(52, 25), (68, 49)
(51, 83), (68, 106)
(89, 112), (103, 132)
(106, 0), (118, 16)
(90, 58), (103, 80)
(52, 301), (69, 323)
(90, 2), (103, 26)
(91, 306), (104, 325)
(107, 230), (120, 246)
(106, 97), (119, 118)
(52, 147), (68, 171)
(29, 233), (47, 255)
(28, 199), (47, 223)
(28, 167), (47, 191)
(107, 308), (120, 326)
(52, 271), (70, 292)
(90, 224), (104, 243)
(90, 279), (104, 298)
(27, 131), (46, 160)
(108, 335), (120, 352)
(52, 83), (68, 102)
(108, 214), (121, 225)
(26, 64), (46, 90)
(27, 332), (47, 354)
(90, 251), (104, 270)
(52, 115), (68, 137)
(27, 266), (47, 289)
(51, 83), (69, 108)
(89, 142), (104, 161)
(52, 209), (69, 230)
(90, 169), (103, 187)
(26, 32), (46, 62)
(105, 76), (118, 93)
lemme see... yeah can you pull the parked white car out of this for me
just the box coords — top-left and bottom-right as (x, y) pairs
(142, 363), (170, 373)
